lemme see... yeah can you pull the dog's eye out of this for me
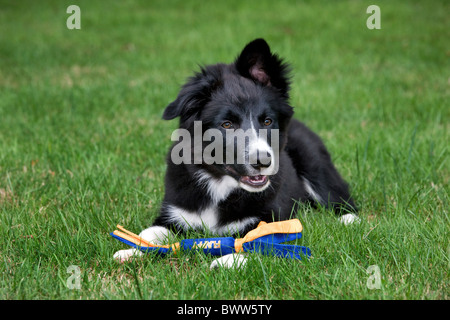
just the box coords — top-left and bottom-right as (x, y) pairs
(263, 118), (273, 126)
(221, 121), (233, 129)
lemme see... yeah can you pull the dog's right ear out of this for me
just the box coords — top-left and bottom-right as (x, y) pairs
(162, 68), (221, 120)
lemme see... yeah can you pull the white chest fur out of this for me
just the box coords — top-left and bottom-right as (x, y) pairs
(194, 170), (239, 204)
(164, 204), (258, 235)
(165, 170), (259, 235)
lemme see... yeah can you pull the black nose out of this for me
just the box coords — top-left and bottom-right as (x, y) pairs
(251, 155), (272, 170)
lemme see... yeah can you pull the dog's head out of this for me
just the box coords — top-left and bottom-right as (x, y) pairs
(163, 39), (294, 192)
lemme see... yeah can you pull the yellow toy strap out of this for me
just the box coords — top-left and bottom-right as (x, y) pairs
(234, 219), (303, 253)
(113, 225), (172, 249)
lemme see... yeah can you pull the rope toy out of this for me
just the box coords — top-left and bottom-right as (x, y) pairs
(110, 219), (311, 260)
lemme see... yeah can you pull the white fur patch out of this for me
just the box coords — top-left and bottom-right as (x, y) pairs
(166, 205), (218, 231)
(210, 253), (247, 269)
(139, 225), (172, 244)
(165, 204), (258, 235)
(113, 248), (143, 262)
(249, 117), (277, 177)
(303, 177), (323, 204)
(113, 226), (172, 262)
(339, 213), (361, 225)
(195, 170), (238, 204)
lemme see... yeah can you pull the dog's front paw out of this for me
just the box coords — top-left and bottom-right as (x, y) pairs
(210, 253), (247, 270)
(113, 226), (171, 263)
(113, 248), (143, 263)
(339, 213), (361, 225)
(139, 226), (171, 244)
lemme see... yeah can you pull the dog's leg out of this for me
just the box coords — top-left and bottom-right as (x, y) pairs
(113, 226), (172, 262)
(339, 213), (361, 225)
(304, 176), (360, 225)
(138, 225), (172, 243)
(210, 253), (247, 269)
(286, 120), (358, 217)
(113, 248), (143, 262)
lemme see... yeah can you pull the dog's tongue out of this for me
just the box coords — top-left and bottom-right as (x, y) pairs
(240, 175), (268, 187)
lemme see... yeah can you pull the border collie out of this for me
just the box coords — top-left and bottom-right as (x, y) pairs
(114, 39), (359, 267)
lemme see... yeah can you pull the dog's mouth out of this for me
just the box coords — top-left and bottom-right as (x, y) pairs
(225, 165), (270, 191)
(239, 175), (269, 188)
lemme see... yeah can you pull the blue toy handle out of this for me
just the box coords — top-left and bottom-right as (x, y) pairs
(179, 237), (236, 256)
(243, 240), (311, 260)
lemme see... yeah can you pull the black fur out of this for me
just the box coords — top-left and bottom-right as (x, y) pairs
(153, 39), (357, 236)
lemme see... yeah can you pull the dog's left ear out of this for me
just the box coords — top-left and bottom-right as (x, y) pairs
(235, 38), (291, 98)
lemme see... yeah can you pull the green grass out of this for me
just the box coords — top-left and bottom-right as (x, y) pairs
(0, 0), (448, 300)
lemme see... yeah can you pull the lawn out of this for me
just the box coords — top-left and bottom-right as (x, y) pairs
(0, 0), (448, 300)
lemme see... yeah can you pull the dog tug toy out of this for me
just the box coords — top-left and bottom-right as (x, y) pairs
(110, 219), (311, 260)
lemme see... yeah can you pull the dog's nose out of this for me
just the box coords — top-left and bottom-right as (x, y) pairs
(251, 155), (272, 170)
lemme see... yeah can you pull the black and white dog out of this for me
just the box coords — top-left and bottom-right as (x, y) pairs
(114, 39), (359, 267)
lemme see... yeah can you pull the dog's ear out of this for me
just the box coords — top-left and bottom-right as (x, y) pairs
(162, 82), (205, 120)
(163, 68), (221, 120)
(235, 38), (291, 98)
